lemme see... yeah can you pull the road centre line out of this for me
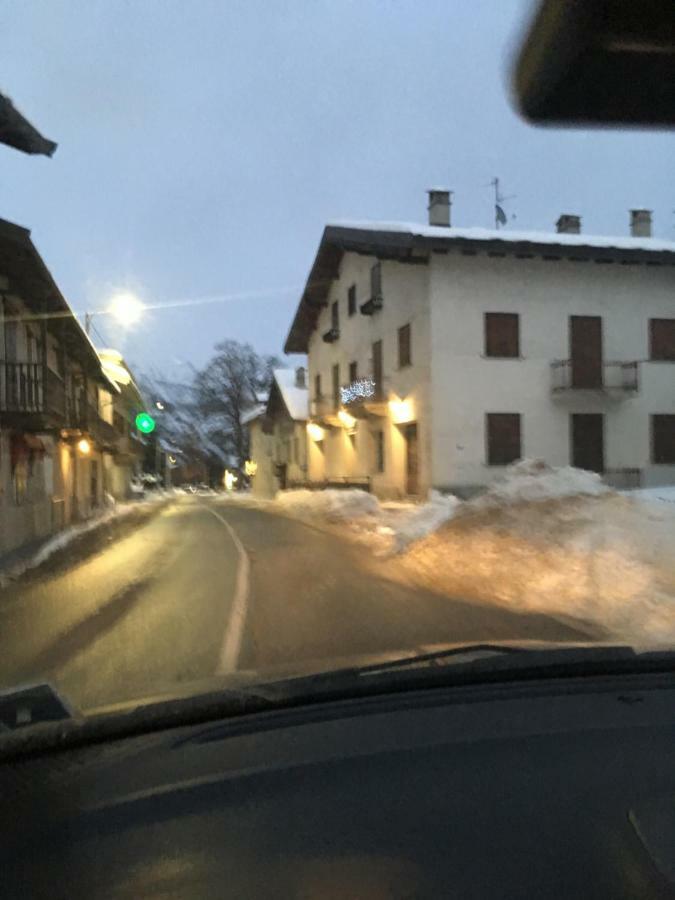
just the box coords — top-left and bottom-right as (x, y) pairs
(206, 507), (250, 673)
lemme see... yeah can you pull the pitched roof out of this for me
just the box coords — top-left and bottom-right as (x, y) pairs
(240, 402), (267, 426)
(271, 368), (308, 421)
(284, 220), (675, 353)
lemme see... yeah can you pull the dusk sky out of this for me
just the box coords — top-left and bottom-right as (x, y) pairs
(2, 0), (673, 376)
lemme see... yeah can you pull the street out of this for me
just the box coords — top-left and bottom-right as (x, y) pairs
(0, 496), (593, 711)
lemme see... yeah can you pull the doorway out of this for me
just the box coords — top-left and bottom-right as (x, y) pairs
(403, 423), (418, 495)
(571, 414), (604, 473)
(570, 316), (603, 388)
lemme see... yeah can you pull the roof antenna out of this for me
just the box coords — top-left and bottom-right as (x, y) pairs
(490, 177), (516, 229)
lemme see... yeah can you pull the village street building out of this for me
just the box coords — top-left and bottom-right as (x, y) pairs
(0, 218), (143, 557)
(243, 368), (308, 497)
(285, 192), (675, 499)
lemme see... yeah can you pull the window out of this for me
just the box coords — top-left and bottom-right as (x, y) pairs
(371, 261), (382, 298)
(649, 319), (675, 361)
(332, 363), (340, 409)
(652, 415), (675, 464)
(485, 313), (519, 358)
(486, 413), (522, 466)
(314, 373), (322, 399)
(372, 339), (383, 394)
(398, 323), (411, 368)
(348, 284), (356, 316)
(349, 361), (357, 383)
(331, 300), (339, 332)
(374, 430), (385, 473)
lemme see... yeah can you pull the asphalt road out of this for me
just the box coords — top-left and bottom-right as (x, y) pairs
(0, 497), (593, 711)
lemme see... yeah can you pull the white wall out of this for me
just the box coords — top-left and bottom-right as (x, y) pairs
(306, 252), (432, 497)
(429, 252), (675, 491)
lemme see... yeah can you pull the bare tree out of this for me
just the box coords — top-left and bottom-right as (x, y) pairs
(194, 340), (278, 467)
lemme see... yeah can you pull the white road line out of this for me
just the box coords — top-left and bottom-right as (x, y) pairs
(206, 507), (251, 673)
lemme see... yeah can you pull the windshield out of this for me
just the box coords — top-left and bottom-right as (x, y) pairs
(0, 0), (674, 726)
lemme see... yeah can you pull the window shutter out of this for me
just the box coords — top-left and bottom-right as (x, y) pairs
(485, 313), (519, 358)
(487, 413), (522, 465)
(652, 415), (675, 464)
(650, 319), (675, 361)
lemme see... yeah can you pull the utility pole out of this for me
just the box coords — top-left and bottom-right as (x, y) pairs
(85, 312), (92, 335)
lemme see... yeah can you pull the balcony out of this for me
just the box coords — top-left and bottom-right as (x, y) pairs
(0, 362), (66, 428)
(551, 360), (639, 397)
(310, 396), (341, 426)
(322, 326), (340, 344)
(340, 377), (389, 418)
(74, 400), (118, 448)
(359, 294), (383, 316)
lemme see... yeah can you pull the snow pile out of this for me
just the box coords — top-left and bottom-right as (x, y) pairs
(275, 488), (380, 522)
(396, 467), (675, 646)
(388, 491), (461, 552)
(475, 458), (609, 507)
(0, 492), (171, 587)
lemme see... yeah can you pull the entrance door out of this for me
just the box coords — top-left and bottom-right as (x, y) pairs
(404, 423), (418, 495)
(570, 316), (602, 388)
(571, 414), (604, 473)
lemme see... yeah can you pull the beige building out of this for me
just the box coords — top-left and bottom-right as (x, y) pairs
(0, 217), (142, 558)
(244, 368), (308, 497)
(284, 193), (675, 499)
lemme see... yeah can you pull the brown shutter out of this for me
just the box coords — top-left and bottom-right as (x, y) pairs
(332, 363), (340, 408)
(652, 415), (675, 464)
(398, 323), (411, 367)
(348, 285), (357, 316)
(485, 313), (520, 358)
(650, 319), (675, 361)
(349, 361), (357, 383)
(487, 413), (522, 465)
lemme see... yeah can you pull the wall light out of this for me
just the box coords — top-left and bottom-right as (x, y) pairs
(244, 460), (258, 477)
(307, 422), (325, 442)
(77, 438), (91, 455)
(337, 409), (357, 430)
(389, 396), (414, 424)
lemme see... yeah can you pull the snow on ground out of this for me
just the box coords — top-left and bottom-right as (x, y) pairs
(219, 463), (675, 645)
(396, 472), (675, 646)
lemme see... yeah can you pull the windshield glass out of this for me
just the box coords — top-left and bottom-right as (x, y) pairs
(0, 0), (674, 725)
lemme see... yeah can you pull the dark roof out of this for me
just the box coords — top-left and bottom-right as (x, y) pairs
(0, 217), (108, 382)
(0, 93), (57, 157)
(284, 221), (675, 354)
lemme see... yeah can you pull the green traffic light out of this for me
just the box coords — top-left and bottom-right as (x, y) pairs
(135, 412), (156, 434)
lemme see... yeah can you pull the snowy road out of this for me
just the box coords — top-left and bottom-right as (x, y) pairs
(0, 496), (593, 711)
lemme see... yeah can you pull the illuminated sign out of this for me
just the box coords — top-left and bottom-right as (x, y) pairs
(340, 378), (375, 405)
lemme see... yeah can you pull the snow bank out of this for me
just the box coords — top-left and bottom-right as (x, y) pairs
(0, 492), (171, 587)
(388, 491), (461, 552)
(275, 488), (380, 522)
(396, 465), (675, 646)
(475, 458), (609, 506)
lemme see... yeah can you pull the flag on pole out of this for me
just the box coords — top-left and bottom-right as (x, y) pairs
(496, 204), (507, 226)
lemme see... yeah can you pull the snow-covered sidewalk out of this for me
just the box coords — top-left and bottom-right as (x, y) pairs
(0, 491), (174, 588)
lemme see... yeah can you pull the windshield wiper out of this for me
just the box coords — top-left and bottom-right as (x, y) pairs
(355, 643), (529, 676)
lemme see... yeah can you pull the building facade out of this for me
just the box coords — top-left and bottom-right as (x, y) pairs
(0, 218), (143, 557)
(285, 194), (675, 498)
(243, 368), (308, 498)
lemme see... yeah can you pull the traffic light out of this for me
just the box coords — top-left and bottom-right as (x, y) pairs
(135, 412), (156, 434)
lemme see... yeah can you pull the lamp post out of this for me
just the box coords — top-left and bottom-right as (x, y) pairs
(85, 292), (145, 336)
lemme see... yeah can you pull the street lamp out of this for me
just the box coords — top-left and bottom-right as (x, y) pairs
(85, 292), (145, 336)
(77, 438), (91, 455)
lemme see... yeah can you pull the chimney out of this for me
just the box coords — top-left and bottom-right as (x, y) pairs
(556, 214), (581, 234)
(427, 189), (452, 227)
(630, 209), (652, 238)
(295, 366), (306, 389)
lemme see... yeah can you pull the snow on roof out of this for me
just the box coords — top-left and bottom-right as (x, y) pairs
(273, 368), (308, 421)
(327, 219), (675, 254)
(241, 403), (267, 425)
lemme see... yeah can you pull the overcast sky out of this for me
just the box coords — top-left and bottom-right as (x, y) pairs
(1, 0), (673, 375)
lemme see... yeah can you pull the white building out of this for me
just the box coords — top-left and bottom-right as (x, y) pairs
(284, 193), (675, 498)
(243, 368), (308, 497)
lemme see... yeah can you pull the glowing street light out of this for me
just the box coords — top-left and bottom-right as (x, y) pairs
(109, 292), (144, 328)
(244, 460), (258, 477)
(77, 438), (91, 455)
